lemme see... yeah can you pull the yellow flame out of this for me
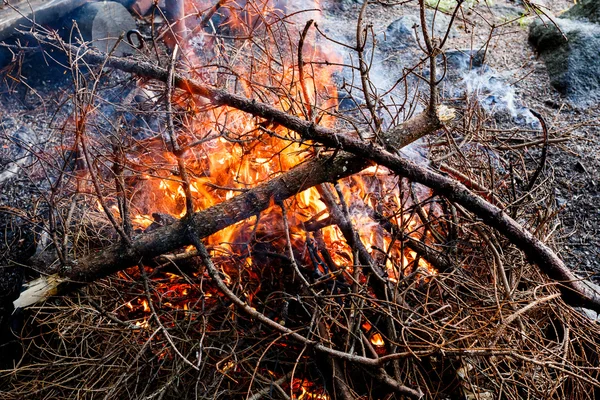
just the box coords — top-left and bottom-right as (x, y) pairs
(371, 333), (385, 347)
(141, 299), (150, 312)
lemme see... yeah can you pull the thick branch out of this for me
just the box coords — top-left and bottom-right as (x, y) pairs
(50, 155), (367, 286)
(83, 47), (600, 311)
(19, 107), (437, 304)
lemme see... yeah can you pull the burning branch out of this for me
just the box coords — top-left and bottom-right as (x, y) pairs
(4, 2), (600, 398)
(17, 34), (600, 312)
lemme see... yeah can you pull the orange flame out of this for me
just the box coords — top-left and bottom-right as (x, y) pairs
(370, 333), (385, 347)
(113, 0), (438, 328)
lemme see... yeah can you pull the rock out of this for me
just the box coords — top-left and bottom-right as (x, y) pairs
(336, 0), (362, 11)
(0, 0), (88, 41)
(379, 9), (457, 52)
(337, 92), (361, 111)
(60, 1), (137, 57)
(491, 5), (524, 19)
(113, 0), (137, 9)
(575, 307), (600, 322)
(443, 49), (485, 72)
(529, 17), (600, 106)
(438, 49), (487, 97)
(563, 0), (600, 24)
(379, 15), (419, 51)
(425, 9), (459, 39)
(0, 0), (88, 72)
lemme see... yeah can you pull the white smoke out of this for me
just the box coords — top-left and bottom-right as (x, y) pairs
(462, 68), (539, 128)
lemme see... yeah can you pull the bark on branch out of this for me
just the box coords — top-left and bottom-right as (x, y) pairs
(17, 115), (439, 306)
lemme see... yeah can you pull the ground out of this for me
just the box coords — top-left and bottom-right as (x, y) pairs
(324, 0), (600, 277)
(0, 1), (598, 397)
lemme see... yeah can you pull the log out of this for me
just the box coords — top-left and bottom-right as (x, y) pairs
(14, 127), (434, 307)
(106, 50), (599, 311)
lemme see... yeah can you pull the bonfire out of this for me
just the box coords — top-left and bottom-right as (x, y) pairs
(0, 0), (599, 399)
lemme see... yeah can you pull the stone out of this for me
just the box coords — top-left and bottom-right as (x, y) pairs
(438, 49), (487, 97)
(563, 0), (600, 24)
(529, 17), (600, 106)
(378, 9), (457, 52)
(443, 49), (485, 72)
(0, 0), (88, 41)
(337, 92), (361, 112)
(379, 15), (419, 51)
(336, 0), (362, 12)
(491, 5), (523, 19)
(60, 1), (137, 57)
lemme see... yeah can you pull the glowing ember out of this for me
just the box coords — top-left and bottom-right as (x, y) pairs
(293, 379), (331, 400)
(370, 333), (385, 347)
(297, 386), (330, 400)
(135, 319), (150, 329)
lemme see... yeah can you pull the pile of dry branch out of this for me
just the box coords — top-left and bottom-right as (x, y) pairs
(1, 1), (599, 399)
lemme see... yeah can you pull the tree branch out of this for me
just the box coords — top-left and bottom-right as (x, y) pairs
(15, 39), (600, 314)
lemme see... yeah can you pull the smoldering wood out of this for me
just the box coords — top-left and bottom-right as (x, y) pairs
(69, 42), (600, 312)
(189, 228), (425, 399)
(25, 110), (438, 303)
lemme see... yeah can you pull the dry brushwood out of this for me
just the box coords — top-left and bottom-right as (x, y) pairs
(2, 1), (600, 399)
(15, 35), (600, 312)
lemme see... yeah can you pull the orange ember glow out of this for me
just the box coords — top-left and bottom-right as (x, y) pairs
(370, 333), (385, 347)
(292, 379), (331, 400)
(297, 387), (330, 400)
(141, 299), (150, 312)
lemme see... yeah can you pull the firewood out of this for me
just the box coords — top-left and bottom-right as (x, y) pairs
(12, 38), (600, 315)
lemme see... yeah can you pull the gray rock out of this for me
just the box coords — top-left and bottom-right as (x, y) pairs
(0, 0), (88, 42)
(575, 307), (600, 322)
(62, 1), (137, 57)
(113, 0), (137, 9)
(438, 49), (487, 96)
(529, 17), (600, 106)
(379, 15), (419, 51)
(443, 49), (485, 72)
(379, 10), (457, 52)
(492, 5), (524, 19)
(336, 0), (362, 11)
(563, 0), (600, 24)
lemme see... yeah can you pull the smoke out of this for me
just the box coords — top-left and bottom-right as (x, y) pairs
(461, 66), (540, 128)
